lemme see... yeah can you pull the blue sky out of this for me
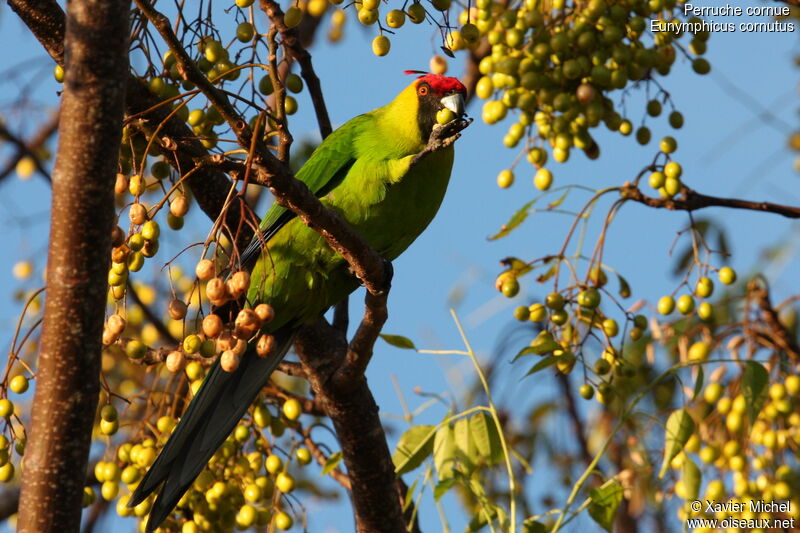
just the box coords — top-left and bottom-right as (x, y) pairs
(0, 2), (798, 531)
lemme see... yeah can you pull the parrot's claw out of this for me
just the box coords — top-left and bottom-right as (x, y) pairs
(412, 116), (472, 168)
(430, 116), (472, 149)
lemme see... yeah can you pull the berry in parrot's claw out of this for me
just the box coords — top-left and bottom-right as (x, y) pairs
(436, 108), (456, 125)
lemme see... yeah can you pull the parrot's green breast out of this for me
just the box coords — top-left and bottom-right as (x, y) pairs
(248, 111), (455, 329)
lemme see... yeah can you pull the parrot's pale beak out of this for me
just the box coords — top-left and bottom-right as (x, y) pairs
(441, 93), (465, 117)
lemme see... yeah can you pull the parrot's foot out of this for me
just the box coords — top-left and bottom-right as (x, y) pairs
(412, 116), (472, 167)
(429, 116), (472, 150)
(350, 257), (393, 294)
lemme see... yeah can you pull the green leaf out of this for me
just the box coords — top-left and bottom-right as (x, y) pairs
(512, 346), (538, 363)
(522, 519), (547, 533)
(402, 479), (418, 512)
(525, 355), (558, 376)
(379, 334), (416, 350)
(489, 198), (537, 240)
(321, 451), (342, 476)
(433, 478), (457, 502)
(682, 456), (702, 500)
(742, 361), (769, 425)
(393, 425), (436, 475)
(659, 408), (695, 478)
(466, 510), (489, 532)
(433, 424), (456, 480)
(529, 331), (561, 355)
(495, 506), (509, 531)
(536, 264), (557, 283)
(500, 256), (532, 273)
(616, 273), (631, 298)
(588, 479), (624, 533)
(547, 189), (569, 209)
(470, 411), (503, 465)
(454, 417), (477, 474)
(691, 366), (704, 402)
(466, 503), (497, 532)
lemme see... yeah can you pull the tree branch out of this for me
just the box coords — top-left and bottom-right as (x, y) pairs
(621, 182), (800, 219)
(333, 289), (390, 390)
(294, 320), (407, 533)
(0, 115), (59, 183)
(556, 373), (595, 469)
(17, 1), (129, 531)
(7, 0), (254, 240)
(260, 0), (332, 138)
(749, 279), (800, 360)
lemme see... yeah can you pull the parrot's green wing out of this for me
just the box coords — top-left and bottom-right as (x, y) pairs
(240, 115), (371, 267)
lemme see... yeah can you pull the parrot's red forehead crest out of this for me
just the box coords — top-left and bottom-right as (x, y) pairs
(404, 70), (466, 95)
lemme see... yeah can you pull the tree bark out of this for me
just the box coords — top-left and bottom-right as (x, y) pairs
(17, 1), (130, 532)
(295, 320), (406, 533)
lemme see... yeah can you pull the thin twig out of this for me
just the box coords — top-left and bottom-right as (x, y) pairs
(0, 114), (59, 183)
(621, 182), (800, 219)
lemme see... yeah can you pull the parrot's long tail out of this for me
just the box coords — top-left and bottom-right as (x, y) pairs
(129, 326), (296, 533)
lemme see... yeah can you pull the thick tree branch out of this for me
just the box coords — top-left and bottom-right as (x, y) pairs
(333, 290), (390, 390)
(6, 0), (65, 63)
(294, 320), (407, 533)
(621, 182), (800, 219)
(16, 1), (129, 531)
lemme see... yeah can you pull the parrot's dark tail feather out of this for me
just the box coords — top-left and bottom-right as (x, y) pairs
(129, 326), (296, 533)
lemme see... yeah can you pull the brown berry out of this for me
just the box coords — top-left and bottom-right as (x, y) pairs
(232, 337), (248, 356)
(225, 279), (240, 300)
(170, 195), (189, 217)
(168, 299), (187, 320)
(230, 271), (250, 296)
(254, 303), (275, 324)
(129, 203), (147, 225)
(206, 277), (227, 301)
(165, 350), (184, 372)
(216, 330), (236, 352)
(195, 259), (215, 281)
(111, 244), (131, 264)
(111, 226), (126, 248)
(114, 173), (129, 195)
(576, 83), (596, 104)
(257, 334), (275, 358)
(107, 314), (126, 335)
(429, 55), (447, 75)
(209, 296), (228, 308)
(235, 309), (260, 338)
(102, 328), (117, 345)
(202, 314), (223, 338)
(220, 350), (240, 372)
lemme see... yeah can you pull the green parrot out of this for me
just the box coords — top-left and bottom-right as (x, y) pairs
(130, 73), (469, 531)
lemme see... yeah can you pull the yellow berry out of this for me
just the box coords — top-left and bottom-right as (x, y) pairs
(372, 35), (390, 56)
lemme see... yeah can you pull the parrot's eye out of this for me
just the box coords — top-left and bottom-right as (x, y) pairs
(418, 84), (429, 96)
